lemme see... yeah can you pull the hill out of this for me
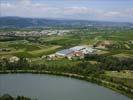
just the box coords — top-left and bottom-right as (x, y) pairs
(0, 16), (133, 28)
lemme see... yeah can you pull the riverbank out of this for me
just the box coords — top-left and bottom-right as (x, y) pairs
(0, 70), (133, 99)
(0, 94), (33, 100)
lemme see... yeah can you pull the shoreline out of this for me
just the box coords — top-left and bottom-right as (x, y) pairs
(0, 70), (133, 99)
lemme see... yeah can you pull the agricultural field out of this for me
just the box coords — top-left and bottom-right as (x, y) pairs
(0, 28), (133, 59)
(105, 70), (133, 88)
(0, 27), (133, 98)
(0, 39), (61, 58)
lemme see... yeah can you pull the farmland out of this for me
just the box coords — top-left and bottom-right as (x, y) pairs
(0, 27), (133, 58)
(0, 27), (133, 98)
(105, 70), (133, 88)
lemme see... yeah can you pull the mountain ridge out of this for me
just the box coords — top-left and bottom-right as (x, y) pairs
(0, 16), (133, 28)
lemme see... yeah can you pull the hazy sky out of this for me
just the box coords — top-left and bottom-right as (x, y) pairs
(0, 0), (133, 22)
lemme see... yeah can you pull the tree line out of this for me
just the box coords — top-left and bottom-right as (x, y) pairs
(0, 55), (132, 76)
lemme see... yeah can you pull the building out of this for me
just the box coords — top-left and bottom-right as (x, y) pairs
(9, 56), (20, 63)
(70, 46), (86, 51)
(81, 48), (95, 54)
(46, 54), (56, 60)
(55, 45), (96, 59)
(70, 46), (95, 54)
(56, 49), (74, 57)
(73, 51), (84, 56)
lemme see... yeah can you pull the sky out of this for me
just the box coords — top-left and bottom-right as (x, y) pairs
(0, 0), (133, 22)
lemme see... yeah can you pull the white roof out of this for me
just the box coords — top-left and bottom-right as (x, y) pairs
(70, 46), (86, 51)
(56, 49), (73, 56)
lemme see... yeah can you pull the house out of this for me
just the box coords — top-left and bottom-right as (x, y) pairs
(56, 49), (74, 57)
(47, 54), (56, 58)
(73, 51), (84, 59)
(73, 51), (84, 57)
(46, 54), (56, 60)
(0, 48), (11, 52)
(81, 48), (95, 54)
(9, 56), (20, 63)
(70, 46), (95, 54)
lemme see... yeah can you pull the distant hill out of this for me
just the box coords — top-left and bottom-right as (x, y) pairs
(0, 16), (133, 28)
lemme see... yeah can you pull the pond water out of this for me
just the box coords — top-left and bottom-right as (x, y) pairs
(0, 74), (131, 100)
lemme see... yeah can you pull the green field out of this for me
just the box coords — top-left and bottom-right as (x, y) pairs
(105, 71), (133, 88)
(0, 28), (133, 58)
(0, 28), (133, 98)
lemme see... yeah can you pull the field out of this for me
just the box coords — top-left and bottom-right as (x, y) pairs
(0, 27), (133, 98)
(0, 28), (133, 58)
(105, 70), (133, 88)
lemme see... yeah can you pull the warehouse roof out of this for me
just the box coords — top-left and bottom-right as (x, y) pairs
(56, 49), (74, 56)
(70, 46), (86, 51)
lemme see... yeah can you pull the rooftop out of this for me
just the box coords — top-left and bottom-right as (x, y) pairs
(56, 49), (74, 55)
(70, 46), (86, 51)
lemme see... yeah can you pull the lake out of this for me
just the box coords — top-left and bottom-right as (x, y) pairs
(0, 74), (131, 100)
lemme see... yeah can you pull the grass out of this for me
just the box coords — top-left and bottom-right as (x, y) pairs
(0, 28), (133, 58)
(105, 71), (133, 79)
(0, 49), (24, 56)
(0, 28), (133, 99)
(0, 40), (62, 58)
(113, 53), (133, 58)
(28, 45), (61, 57)
(8, 43), (41, 51)
(105, 71), (133, 88)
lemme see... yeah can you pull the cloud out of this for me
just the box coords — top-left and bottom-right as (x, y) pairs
(17, 0), (31, 5)
(103, 11), (121, 17)
(0, 1), (133, 22)
(63, 7), (90, 14)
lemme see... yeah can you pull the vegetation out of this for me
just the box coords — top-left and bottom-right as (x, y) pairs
(0, 27), (133, 98)
(0, 94), (34, 100)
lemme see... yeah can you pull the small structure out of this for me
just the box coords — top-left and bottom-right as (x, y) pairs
(73, 51), (84, 57)
(0, 48), (11, 52)
(47, 54), (55, 58)
(9, 56), (20, 63)
(81, 48), (95, 54)
(46, 54), (56, 60)
(73, 51), (84, 59)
